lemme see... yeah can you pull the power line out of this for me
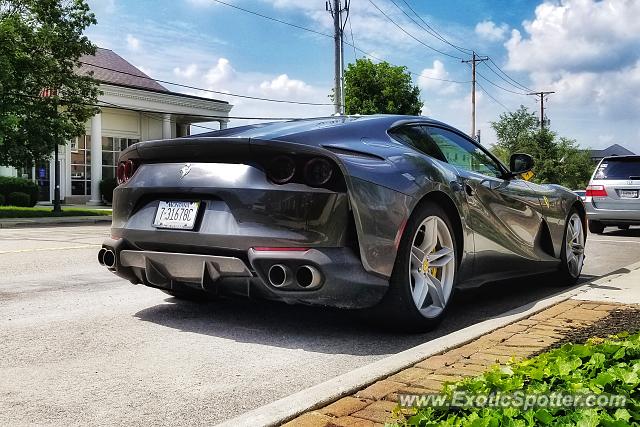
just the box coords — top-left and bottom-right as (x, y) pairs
(488, 58), (533, 93)
(476, 80), (511, 112)
(527, 91), (555, 130)
(481, 60), (531, 93)
(367, 0), (464, 60)
(393, 0), (472, 55)
(206, 0), (468, 84)
(208, 0), (332, 39)
(475, 67), (528, 95)
(80, 62), (334, 106)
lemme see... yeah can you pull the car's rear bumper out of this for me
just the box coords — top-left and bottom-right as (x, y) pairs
(100, 238), (389, 309)
(585, 200), (640, 224)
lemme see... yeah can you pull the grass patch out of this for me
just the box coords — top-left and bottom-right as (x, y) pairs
(0, 206), (112, 218)
(397, 331), (640, 426)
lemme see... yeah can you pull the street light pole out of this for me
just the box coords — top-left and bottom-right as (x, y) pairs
(53, 144), (61, 214)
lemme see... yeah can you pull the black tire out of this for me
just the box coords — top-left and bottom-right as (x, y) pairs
(588, 220), (605, 234)
(618, 225), (630, 231)
(556, 209), (585, 286)
(162, 288), (211, 302)
(374, 201), (458, 332)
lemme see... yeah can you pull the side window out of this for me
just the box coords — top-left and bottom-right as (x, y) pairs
(425, 127), (503, 178)
(389, 126), (446, 162)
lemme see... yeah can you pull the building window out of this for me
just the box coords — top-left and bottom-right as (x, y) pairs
(71, 135), (91, 195)
(71, 135), (139, 195)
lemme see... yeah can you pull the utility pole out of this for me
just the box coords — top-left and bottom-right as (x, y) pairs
(327, 0), (349, 114)
(527, 91), (555, 130)
(462, 51), (488, 138)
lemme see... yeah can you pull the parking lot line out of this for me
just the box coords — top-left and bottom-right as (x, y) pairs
(0, 245), (99, 254)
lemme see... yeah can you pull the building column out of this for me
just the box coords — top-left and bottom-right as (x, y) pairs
(88, 112), (102, 205)
(219, 120), (228, 130)
(162, 113), (172, 139)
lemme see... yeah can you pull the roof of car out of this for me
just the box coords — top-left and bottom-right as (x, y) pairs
(601, 155), (640, 161)
(196, 115), (448, 140)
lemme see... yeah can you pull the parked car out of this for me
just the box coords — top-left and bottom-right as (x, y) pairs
(98, 115), (586, 331)
(573, 190), (586, 202)
(586, 155), (640, 234)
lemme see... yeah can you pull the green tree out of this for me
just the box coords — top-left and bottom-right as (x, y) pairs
(342, 58), (423, 115)
(490, 106), (592, 189)
(0, 0), (99, 168)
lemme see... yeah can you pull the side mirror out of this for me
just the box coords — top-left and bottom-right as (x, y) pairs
(509, 153), (534, 176)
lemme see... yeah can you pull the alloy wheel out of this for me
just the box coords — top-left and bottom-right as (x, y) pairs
(408, 216), (455, 318)
(566, 213), (585, 278)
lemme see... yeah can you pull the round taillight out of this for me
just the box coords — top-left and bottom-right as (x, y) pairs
(123, 160), (133, 180)
(267, 156), (296, 184)
(304, 158), (333, 187)
(116, 162), (126, 185)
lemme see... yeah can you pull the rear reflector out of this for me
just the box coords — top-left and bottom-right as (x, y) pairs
(586, 185), (608, 197)
(252, 247), (309, 252)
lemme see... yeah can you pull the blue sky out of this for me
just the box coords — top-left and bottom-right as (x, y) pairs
(86, 0), (640, 150)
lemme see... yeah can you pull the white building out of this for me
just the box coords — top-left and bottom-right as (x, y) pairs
(0, 48), (232, 204)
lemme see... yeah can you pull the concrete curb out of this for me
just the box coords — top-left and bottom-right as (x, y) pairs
(219, 263), (640, 427)
(0, 216), (112, 229)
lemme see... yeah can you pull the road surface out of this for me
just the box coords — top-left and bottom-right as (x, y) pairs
(1, 225), (639, 425)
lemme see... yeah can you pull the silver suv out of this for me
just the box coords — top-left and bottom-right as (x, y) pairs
(586, 155), (640, 234)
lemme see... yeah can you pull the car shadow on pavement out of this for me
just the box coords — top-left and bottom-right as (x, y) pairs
(134, 273), (597, 356)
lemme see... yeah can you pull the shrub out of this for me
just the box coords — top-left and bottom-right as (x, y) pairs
(400, 332), (640, 426)
(99, 177), (117, 204)
(7, 192), (32, 207)
(0, 176), (38, 207)
(0, 193), (4, 206)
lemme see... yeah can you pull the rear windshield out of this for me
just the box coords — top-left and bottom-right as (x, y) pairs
(594, 158), (640, 180)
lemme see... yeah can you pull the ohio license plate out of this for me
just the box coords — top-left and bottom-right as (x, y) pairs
(153, 201), (200, 229)
(619, 190), (639, 199)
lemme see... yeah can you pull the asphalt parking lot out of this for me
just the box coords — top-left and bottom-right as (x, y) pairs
(1, 225), (639, 425)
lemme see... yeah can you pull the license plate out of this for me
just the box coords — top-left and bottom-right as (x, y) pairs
(153, 201), (200, 230)
(619, 190), (639, 199)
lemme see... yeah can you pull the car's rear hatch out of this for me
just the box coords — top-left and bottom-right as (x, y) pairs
(590, 156), (640, 210)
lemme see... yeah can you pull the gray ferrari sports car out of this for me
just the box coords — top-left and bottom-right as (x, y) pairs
(99, 115), (586, 330)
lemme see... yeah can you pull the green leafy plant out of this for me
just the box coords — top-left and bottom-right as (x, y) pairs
(6, 191), (31, 207)
(341, 58), (423, 115)
(0, 193), (4, 205)
(0, 177), (38, 206)
(399, 332), (640, 426)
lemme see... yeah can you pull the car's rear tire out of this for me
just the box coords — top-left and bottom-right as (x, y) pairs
(375, 201), (458, 332)
(556, 209), (585, 286)
(588, 220), (605, 234)
(618, 225), (630, 231)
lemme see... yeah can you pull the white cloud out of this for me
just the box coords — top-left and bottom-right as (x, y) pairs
(174, 64), (199, 79)
(258, 74), (312, 96)
(474, 20), (508, 42)
(204, 58), (236, 87)
(418, 60), (457, 95)
(506, 0), (640, 74)
(126, 34), (140, 50)
(505, 0), (640, 125)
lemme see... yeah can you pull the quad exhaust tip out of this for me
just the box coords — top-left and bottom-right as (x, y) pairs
(100, 249), (116, 269)
(268, 264), (291, 288)
(296, 265), (321, 288)
(98, 248), (107, 266)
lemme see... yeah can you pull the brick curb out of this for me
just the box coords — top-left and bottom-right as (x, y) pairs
(284, 300), (631, 427)
(0, 216), (112, 229)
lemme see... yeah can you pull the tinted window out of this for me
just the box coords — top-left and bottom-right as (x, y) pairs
(425, 127), (503, 178)
(594, 158), (640, 180)
(389, 126), (446, 162)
